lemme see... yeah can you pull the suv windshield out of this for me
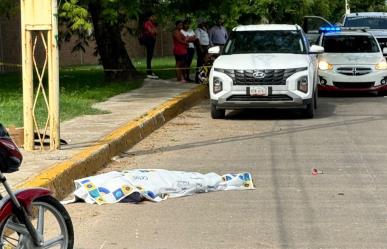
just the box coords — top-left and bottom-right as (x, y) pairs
(322, 35), (380, 53)
(344, 16), (387, 29)
(224, 30), (306, 54)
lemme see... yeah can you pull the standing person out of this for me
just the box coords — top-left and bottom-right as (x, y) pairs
(173, 20), (188, 83)
(195, 18), (210, 83)
(208, 17), (228, 49)
(141, 13), (159, 79)
(181, 19), (197, 82)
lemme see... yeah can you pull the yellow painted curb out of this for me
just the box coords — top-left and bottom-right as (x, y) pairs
(17, 85), (208, 200)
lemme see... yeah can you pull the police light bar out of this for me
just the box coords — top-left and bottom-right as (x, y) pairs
(319, 25), (341, 33)
(341, 27), (369, 32)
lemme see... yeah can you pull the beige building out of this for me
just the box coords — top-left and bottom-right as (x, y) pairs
(0, 13), (173, 72)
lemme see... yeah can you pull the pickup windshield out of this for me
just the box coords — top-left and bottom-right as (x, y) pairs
(344, 16), (387, 29)
(322, 35), (380, 53)
(223, 30), (306, 54)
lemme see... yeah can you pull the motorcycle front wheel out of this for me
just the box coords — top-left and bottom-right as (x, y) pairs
(0, 195), (74, 249)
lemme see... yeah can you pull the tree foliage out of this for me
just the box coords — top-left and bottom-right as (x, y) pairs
(156, 0), (386, 27)
(59, 0), (141, 81)
(0, 0), (386, 80)
(350, 0), (386, 12)
(0, 0), (17, 18)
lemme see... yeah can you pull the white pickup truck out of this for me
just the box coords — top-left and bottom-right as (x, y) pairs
(208, 24), (324, 119)
(343, 12), (387, 53)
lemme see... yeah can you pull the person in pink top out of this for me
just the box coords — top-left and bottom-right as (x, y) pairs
(142, 13), (159, 79)
(173, 20), (188, 83)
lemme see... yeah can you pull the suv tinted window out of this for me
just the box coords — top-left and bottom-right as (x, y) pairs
(344, 17), (387, 29)
(224, 30), (306, 54)
(322, 35), (380, 53)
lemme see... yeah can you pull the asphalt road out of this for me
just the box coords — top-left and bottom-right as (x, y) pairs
(65, 94), (387, 249)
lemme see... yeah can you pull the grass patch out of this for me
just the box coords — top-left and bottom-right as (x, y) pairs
(0, 68), (142, 127)
(133, 56), (179, 80)
(0, 56), (184, 127)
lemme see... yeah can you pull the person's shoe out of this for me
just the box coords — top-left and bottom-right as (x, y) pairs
(179, 79), (187, 83)
(146, 73), (159, 80)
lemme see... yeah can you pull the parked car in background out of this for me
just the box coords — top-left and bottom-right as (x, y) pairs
(317, 28), (387, 94)
(209, 24), (324, 119)
(343, 12), (387, 54)
(303, 16), (334, 44)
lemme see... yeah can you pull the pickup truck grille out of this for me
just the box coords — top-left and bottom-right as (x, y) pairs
(215, 67), (307, 85)
(337, 67), (372, 76)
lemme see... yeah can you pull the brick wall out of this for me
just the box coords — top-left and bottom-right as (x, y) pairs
(0, 14), (173, 72)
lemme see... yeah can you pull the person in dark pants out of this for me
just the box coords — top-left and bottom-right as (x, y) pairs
(181, 19), (197, 82)
(195, 18), (210, 83)
(142, 14), (159, 79)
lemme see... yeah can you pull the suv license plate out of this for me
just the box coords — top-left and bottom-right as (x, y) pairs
(249, 86), (268, 96)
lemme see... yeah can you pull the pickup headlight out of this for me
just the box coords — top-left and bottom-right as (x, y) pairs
(213, 77), (223, 94)
(376, 60), (387, 70)
(318, 61), (333, 71)
(297, 76), (308, 93)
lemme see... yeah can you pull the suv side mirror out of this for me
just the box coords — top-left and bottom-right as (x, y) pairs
(208, 46), (221, 54)
(309, 45), (324, 54)
(383, 47), (387, 56)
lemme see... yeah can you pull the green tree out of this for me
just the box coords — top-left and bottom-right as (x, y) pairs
(349, 0), (387, 12)
(60, 0), (140, 81)
(308, 0), (345, 22)
(2, 0), (386, 82)
(0, 0), (15, 18)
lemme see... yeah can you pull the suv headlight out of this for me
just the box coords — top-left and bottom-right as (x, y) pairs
(213, 77), (223, 94)
(297, 76), (308, 93)
(376, 60), (387, 70)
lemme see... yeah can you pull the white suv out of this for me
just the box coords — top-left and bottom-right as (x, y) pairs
(209, 24), (324, 119)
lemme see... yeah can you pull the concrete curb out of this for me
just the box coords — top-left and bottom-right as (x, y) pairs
(17, 84), (208, 200)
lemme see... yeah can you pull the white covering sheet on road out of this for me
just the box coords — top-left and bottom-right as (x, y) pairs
(68, 169), (255, 205)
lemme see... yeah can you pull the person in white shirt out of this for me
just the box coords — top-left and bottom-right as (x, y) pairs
(194, 18), (210, 83)
(181, 19), (197, 82)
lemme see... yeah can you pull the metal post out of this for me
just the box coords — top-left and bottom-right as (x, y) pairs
(21, 0), (61, 150)
(0, 22), (5, 73)
(20, 0), (34, 151)
(160, 29), (164, 57)
(49, 0), (60, 150)
(345, 0), (351, 14)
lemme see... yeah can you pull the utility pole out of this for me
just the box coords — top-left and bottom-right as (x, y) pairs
(345, 0), (351, 14)
(20, 0), (60, 151)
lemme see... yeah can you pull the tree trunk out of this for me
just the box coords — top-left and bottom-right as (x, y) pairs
(88, 1), (137, 81)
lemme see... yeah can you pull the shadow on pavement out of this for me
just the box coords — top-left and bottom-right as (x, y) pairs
(319, 91), (384, 98)
(125, 115), (383, 158)
(225, 102), (337, 120)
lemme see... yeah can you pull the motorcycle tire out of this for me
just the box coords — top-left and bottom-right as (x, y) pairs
(0, 195), (74, 249)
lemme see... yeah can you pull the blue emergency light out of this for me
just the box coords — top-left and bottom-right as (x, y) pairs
(319, 25), (341, 33)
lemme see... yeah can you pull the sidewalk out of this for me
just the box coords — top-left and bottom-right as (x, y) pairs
(8, 78), (207, 199)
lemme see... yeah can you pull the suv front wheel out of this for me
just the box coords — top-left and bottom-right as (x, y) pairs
(211, 103), (225, 119)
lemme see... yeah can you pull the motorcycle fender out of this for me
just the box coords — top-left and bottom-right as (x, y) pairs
(0, 188), (52, 221)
